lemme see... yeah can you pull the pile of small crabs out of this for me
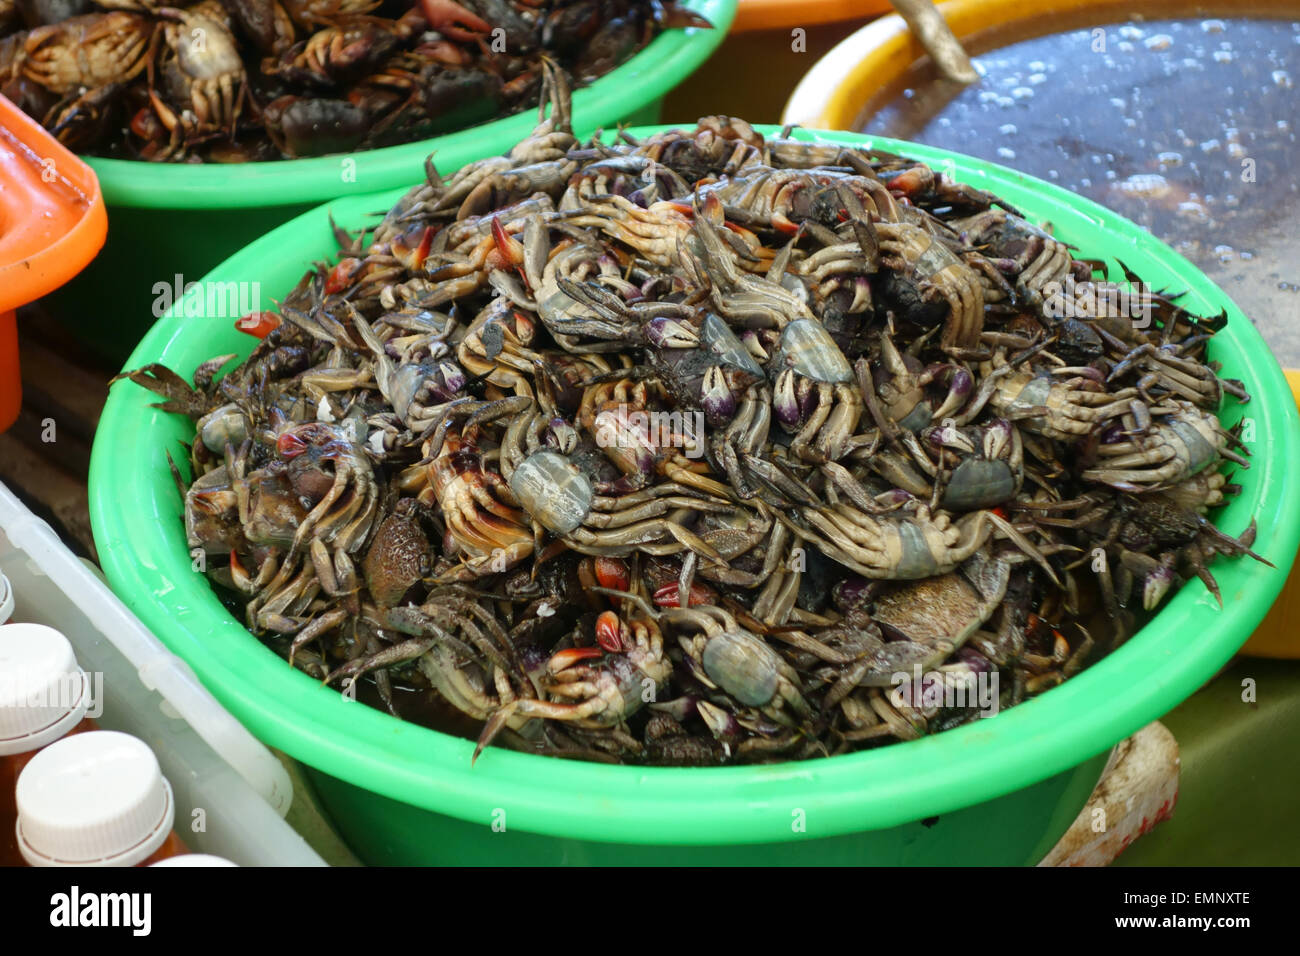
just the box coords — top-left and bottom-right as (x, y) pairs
(117, 77), (1270, 765)
(0, 0), (705, 160)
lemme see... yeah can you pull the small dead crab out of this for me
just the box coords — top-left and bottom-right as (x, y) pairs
(474, 602), (673, 760)
(768, 318), (863, 463)
(874, 221), (985, 349)
(1082, 401), (1249, 492)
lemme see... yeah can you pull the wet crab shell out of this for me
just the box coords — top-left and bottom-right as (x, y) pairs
(389, 362), (438, 422)
(198, 402), (249, 452)
(942, 458), (1018, 511)
(183, 465), (241, 553)
(863, 550), (1013, 682)
(772, 319), (853, 384)
(701, 630), (781, 708)
(243, 471), (309, 546)
(507, 450), (593, 535)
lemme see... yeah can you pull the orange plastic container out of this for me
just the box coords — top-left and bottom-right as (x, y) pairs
(733, 0), (890, 32)
(0, 95), (107, 434)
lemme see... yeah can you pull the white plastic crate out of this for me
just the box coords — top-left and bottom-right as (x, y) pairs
(0, 479), (325, 866)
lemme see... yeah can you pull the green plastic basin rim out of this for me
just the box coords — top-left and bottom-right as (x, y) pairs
(82, 0), (734, 209)
(90, 128), (1300, 847)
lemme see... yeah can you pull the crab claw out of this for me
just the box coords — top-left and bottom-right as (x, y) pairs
(701, 366), (737, 425)
(773, 369), (800, 428)
(276, 432), (311, 458)
(1142, 562), (1176, 611)
(325, 257), (362, 294)
(488, 215), (526, 272)
(419, 0), (491, 41)
(773, 369), (815, 429)
(595, 610), (627, 653)
(391, 223), (436, 271)
(229, 550), (251, 591)
(549, 646), (605, 672)
(429, 361), (468, 402)
(545, 417), (579, 455)
(701, 192), (726, 225)
(236, 310), (281, 339)
(593, 557), (629, 592)
(653, 581), (717, 608)
(771, 210), (799, 235)
(276, 422), (337, 458)
(884, 165), (929, 198)
(645, 316), (699, 349)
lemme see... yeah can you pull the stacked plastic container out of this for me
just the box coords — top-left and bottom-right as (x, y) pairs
(0, 479), (324, 865)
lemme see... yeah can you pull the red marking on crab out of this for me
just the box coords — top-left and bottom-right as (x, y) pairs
(276, 423), (342, 459)
(277, 431), (311, 458)
(595, 610), (626, 653)
(593, 557), (629, 592)
(653, 581), (717, 608)
(325, 257), (362, 294)
(129, 105), (161, 140)
(235, 310), (281, 339)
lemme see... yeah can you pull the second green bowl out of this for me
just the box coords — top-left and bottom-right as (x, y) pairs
(51, 0), (734, 366)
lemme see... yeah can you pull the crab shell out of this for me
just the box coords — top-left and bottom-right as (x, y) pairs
(863, 549), (1012, 684)
(507, 450), (593, 535)
(701, 630), (782, 707)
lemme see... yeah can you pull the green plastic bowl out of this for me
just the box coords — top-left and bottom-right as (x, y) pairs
(89, 129), (1300, 866)
(48, 0), (734, 366)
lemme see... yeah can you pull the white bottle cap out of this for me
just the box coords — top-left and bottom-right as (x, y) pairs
(0, 569), (13, 625)
(0, 623), (91, 756)
(150, 854), (238, 867)
(16, 730), (176, 867)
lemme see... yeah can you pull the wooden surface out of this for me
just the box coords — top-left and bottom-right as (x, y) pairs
(0, 306), (111, 561)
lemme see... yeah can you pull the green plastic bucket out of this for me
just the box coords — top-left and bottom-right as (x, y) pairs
(89, 130), (1300, 866)
(48, 0), (734, 366)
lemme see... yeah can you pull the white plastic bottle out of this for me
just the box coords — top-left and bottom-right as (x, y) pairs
(0, 567), (12, 625)
(15, 730), (188, 866)
(1, 622), (96, 866)
(151, 854), (238, 867)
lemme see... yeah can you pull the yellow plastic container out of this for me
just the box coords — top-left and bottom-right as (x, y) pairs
(782, 0), (1177, 128)
(1241, 369), (1300, 658)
